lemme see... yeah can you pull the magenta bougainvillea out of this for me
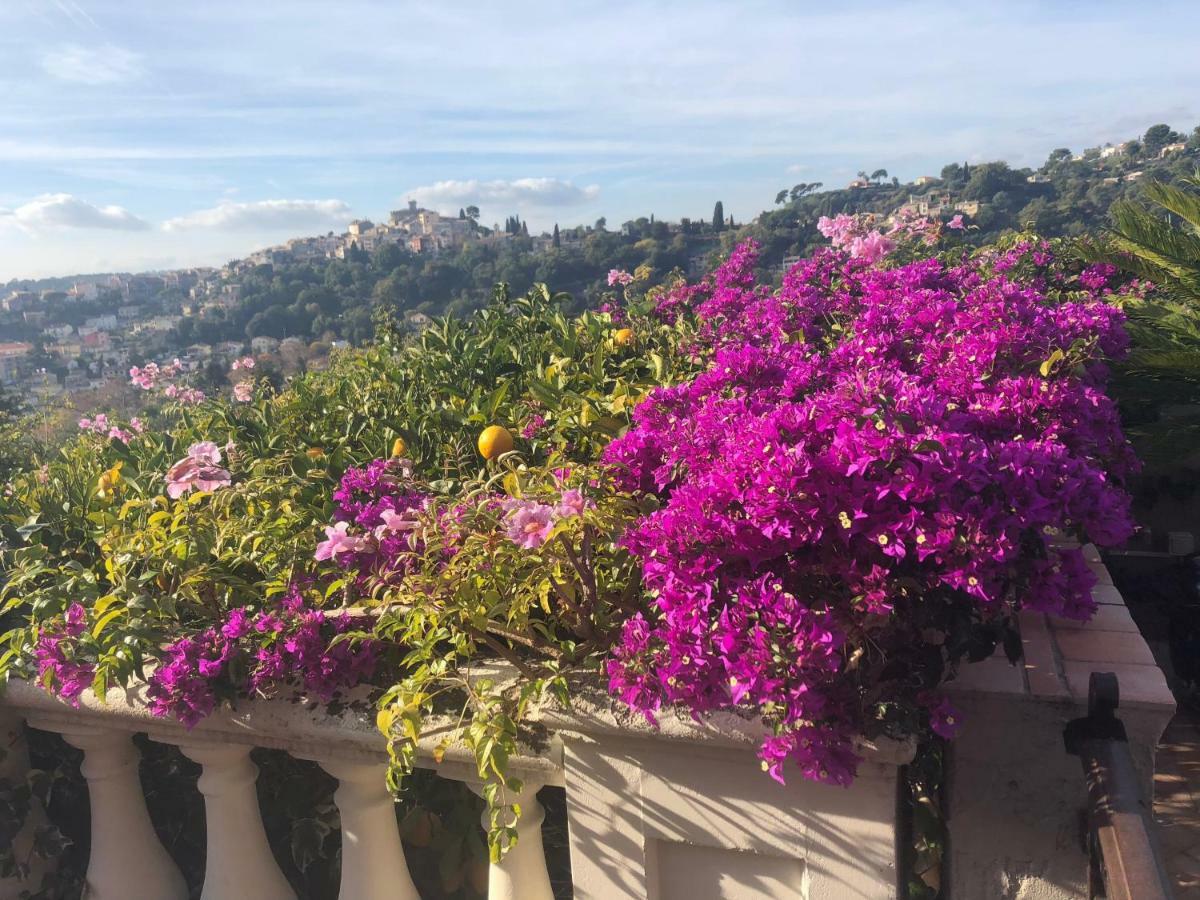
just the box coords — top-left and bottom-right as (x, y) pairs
(145, 586), (380, 726)
(603, 236), (1136, 784)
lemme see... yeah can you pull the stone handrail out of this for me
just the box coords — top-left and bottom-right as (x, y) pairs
(945, 543), (1177, 898)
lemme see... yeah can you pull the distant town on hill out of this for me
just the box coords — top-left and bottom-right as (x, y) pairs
(2, 121), (1198, 412)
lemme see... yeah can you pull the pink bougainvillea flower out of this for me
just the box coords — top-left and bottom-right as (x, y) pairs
(231, 356), (256, 371)
(504, 502), (557, 549)
(847, 231), (894, 263)
(314, 522), (367, 561)
(946, 214), (965, 230)
(607, 268), (634, 287)
(922, 693), (962, 740)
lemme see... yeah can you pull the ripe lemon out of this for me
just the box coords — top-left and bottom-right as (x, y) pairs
(477, 425), (514, 460)
(614, 327), (635, 346)
(391, 436), (408, 458)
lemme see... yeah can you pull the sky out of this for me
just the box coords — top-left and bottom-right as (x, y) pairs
(1, 0), (1198, 281)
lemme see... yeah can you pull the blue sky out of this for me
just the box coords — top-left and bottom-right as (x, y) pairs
(1, 0), (1198, 280)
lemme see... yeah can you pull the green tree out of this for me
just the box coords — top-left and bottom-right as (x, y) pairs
(1088, 173), (1200, 467)
(712, 201), (725, 231)
(1142, 123), (1180, 158)
(552, 223), (561, 248)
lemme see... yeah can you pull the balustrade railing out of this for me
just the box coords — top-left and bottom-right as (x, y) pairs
(1, 678), (560, 900)
(1, 570), (1179, 900)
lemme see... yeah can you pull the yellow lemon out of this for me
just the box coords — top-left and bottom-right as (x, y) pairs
(96, 462), (123, 500)
(477, 425), (514, 460)
(390, 436), (408, 458)
(614, 327), (635, 346)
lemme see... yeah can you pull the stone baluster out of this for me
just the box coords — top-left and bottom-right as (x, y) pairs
(471, 780), (554, 900)
(34, 722), (188, 900)
(319, 758), (420, 900)
(0, 712), (51, 900)
(178, 742), (295, 900)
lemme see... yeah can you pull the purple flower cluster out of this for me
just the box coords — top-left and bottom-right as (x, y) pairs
(33, 603), (94, 704)
(604, 239), (1137, 785)
(316, 459), (431, 583)
(146, 588), (380, 727)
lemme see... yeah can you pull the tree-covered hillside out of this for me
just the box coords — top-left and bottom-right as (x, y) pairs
(171, 124), (1200, 352)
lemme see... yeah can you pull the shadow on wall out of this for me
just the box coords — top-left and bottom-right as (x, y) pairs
(561, 733), (903, 900)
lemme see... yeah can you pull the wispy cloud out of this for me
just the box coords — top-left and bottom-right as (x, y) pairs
(41, 43), (141, 84)
(407, 178), (600, 209)
(0, 193), (150, 231)
(162, 198), (352, 231)
(49, 0), (99, 30)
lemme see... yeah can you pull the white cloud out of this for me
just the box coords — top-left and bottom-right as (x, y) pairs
(0, 193), (150, 231)
(41, 43), (142, 85)
(407, 178), (600, 208)
(162, 198), (353, 232)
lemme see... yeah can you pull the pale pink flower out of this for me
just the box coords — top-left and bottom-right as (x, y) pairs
(556, 488), (588, 518)
(504, 502), (557, 549)
(107, 427), (134, 443)
(187, 441), (222, 465)
(314, 522), (366, 561)
(947, 214), (965, 230)
(816, 214), (857, 247)
(232, 382), (253, 402)
(607, 269), (634, 287)
(130, 417), (145, 434)
(373, 508), (419, 541)
(848, 231), (895, 264)
(165, 456), (232, 498)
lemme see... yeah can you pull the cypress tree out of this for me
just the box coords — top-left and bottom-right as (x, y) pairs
(552, 223), (561, 248)
(712, 201), (725, 231)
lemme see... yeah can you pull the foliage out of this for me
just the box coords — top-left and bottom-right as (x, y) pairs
(0, 275), (694, 861)
(1083, 173), (1200, 469)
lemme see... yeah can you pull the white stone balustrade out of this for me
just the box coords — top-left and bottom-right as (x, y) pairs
(319, 757), (421, 900)
(178, 741), (295, 900)
(468, 779), (556, 900)
(1, 681), (562, 900)
(22, 717), (188, 900)
(0, 548), (1178, 900)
